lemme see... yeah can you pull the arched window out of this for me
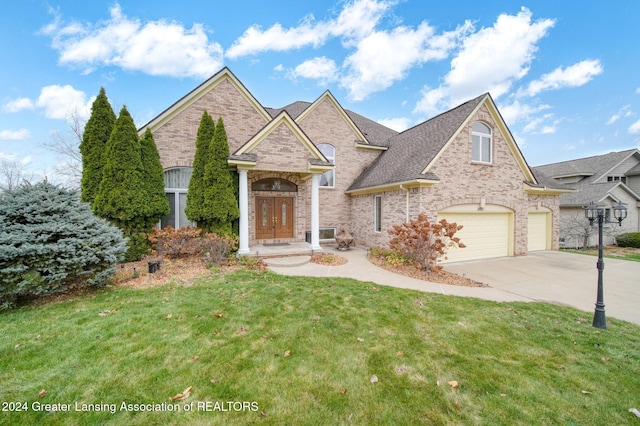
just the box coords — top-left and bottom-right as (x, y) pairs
(160, 167), (195, 229)
(317, 143), (335, 188)
(471, 122), (492, 163)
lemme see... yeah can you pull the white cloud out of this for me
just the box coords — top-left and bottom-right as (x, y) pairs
(2, 97), (34, 113)
(629, 119), (640, 134)
(229, 0), (469, 101)
(498, 100), (551, 125)
(377, 117), (412, 132)
(606, 104), (632, 125)
(523, 59), (603, 97)
(341, 21), (472, 101)
(3, 85), (93, 120)
(636, 87), (640, 94)
(289, 57), (339, 84)
(414, 7), (555, 116)
(0, 129), (31, 140)
(522, 113), (562, 134)
(226, 0), (392, 58)
(41, 3), (223, 78)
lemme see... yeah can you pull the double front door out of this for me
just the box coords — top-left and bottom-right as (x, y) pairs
(255, 197), (294, 239)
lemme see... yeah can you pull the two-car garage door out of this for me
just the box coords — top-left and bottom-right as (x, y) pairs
(438, 205), (552, 263)
(437, 207), (512, 263)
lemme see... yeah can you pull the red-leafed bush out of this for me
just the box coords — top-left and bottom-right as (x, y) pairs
(388, 213), (465, 272)
(148, 227), (237, 262)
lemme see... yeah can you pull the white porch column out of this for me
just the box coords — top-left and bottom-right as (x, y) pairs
(310, 173), (322, 251)
(238, 168), (250, 255)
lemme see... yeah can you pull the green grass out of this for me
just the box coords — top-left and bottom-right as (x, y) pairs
(1, 269), (639, 425)
(561, 248), (640, 262)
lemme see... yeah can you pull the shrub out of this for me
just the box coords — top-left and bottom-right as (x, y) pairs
(616, 232), (640, 248)
(388, 213), (465, 272)
(0, 182), (127, 310)
(148, 227), (237, 262)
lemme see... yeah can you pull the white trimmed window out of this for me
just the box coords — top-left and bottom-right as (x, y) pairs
(317, 143), (335, 188)
(160, 167), (196, 229)
(472, 122), (492, 163)
(374, 195), (382, 233)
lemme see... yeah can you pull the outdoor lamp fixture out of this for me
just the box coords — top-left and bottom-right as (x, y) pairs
(584, 201), (627, 330)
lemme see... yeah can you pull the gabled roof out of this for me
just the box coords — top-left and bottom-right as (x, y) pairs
(138, 67), (271, 134)
(347, 94), (486, 192)
(347, 93), (550, 193)
(533, 149), (640, 206)
(533, 149), (639, 181)
(231, 111), (331, 173)
(266, 98), (397, 147)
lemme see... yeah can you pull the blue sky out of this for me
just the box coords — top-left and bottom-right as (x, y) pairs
(2, 0), (639, 184)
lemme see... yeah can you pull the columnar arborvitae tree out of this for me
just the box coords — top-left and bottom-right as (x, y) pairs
(0, 181), (127, 310)
(93, 106), (148, 261)
(80, 87), (116, 206)
(140, 128), (169, 227)
(185, 111), (216, 226)
(202, 117), (239, 235)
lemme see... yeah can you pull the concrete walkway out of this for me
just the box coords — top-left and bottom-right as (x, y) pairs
(265, 246), (640, 325)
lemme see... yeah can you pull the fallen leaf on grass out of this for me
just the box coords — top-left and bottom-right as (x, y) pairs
(166, 313), (173, 319)
(339, 388), (347, 395)
(192, 356), (199, 361)
(210, 379), (216, 384)
(581, 390), (591, 395)
(38, 389), (47, 398)
(629, 408), (640, 418)
(396, 351), (403, 357)
(500, 393), (507, 397)
(357, 338), (364, 342)
(448, 381), (458, 388)
(169, 386), (192, 401)
(236, 327), (246, 334)
(601, 357), (611, 362)
(370, 375), (379, 383)
(214, 313), (226, 318)
(98, 309), (116, 317)
(284, 350), (291, 357)
(436, 380), (440, 386)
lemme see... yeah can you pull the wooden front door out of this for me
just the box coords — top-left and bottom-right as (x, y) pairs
(255, 197), (294, 240)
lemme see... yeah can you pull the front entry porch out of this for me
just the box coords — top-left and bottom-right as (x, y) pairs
(247, 241), (321, 257)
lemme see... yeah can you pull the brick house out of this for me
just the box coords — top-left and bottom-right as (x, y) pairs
(139, 67), (568, 262)
(533, 149), (640, 248)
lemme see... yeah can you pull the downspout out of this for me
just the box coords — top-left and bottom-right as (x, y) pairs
(400, 185), (410, 223)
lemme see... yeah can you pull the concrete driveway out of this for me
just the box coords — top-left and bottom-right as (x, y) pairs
(445, 251), (640, 326)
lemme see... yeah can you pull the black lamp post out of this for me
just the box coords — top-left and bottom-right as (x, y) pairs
(584, 201), (627, 329)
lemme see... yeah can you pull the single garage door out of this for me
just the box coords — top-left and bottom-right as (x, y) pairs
(527, 212), (549, 251)
(437, 212), (511, 263)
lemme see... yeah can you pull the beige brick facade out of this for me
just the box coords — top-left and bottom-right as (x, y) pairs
(145, 68), (561, 257)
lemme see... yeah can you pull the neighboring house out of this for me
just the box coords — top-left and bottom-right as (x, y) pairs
(139, 67), (567, 262)
(534, 149), (640, 248)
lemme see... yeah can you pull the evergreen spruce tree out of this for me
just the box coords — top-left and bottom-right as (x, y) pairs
(185, 111), (216, 226)
(80, 87), (116, 206)
(93, 106), (148, 261)
(140, 128), (169, 227)
(202, 117), (239, 235)
(0, 181), (127, 310)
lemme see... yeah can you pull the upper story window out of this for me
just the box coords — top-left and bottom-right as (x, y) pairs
(471, 122), (492, 163)
(317, 143), (335, 188)
(607, 175), (626, 183)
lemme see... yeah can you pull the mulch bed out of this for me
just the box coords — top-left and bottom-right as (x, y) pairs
(367, 254), (488, 288)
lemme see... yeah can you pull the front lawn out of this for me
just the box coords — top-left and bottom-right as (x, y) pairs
(1, 269), (639, 425)
(561, 246), (640, 262)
